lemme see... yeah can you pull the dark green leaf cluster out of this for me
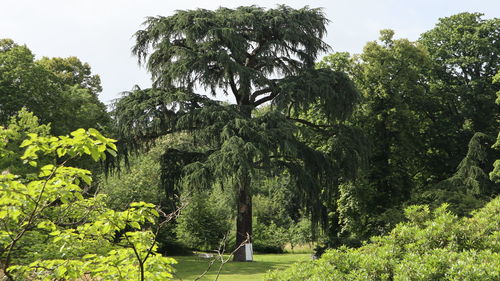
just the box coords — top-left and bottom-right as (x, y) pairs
(133, 5), (329, 90)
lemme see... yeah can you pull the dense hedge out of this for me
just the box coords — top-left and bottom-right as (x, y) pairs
(266, 196), (500, 281)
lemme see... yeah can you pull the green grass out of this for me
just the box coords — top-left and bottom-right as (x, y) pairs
(283, 243), (315, 254)
(171, 253), (311, 281)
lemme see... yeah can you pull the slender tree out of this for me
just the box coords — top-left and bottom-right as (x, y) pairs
(114, 5), (359, 261)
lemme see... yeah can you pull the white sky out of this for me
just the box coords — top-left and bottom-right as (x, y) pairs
(1, 0), (498, 104)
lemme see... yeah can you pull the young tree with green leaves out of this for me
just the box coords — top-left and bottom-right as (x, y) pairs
(0, 113), (176, 280)
(113, 5), (359, 261)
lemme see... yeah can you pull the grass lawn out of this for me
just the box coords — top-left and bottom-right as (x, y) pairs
(171, 253), (311, 281)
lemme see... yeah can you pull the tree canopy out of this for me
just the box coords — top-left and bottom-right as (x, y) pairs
(0, 39), (110, 135)
(314, 13), (499, 244)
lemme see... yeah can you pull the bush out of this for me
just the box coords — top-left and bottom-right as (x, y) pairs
(289, 217), (314, 251)
(266, 196), (500, 281)
(175, 191), (231, 251)
(253, 220), (288, 253)
(99, 143), (166, 211)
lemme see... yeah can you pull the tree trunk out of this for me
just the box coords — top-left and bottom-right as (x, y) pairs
(233, 81), (253, 262)
(233, 174), (252, 262)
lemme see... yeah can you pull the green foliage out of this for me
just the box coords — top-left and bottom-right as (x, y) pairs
(420, 13), (499, 134)
(316, 52), (354, 74)
(99, 142), (167, 210)
(418, 12), (499, 187)
(266, 196), (500, 281)
(0, 108), (51, 175)
(0, 39), (110, 135)
(356, 30), (431, 207)
(253, 220), (288, 253)
(336, 181), (374, 240)
(0, 39), (57, 125)
(288, 217), (313, 250)
(315, 12), (499, 244)
(490, 72), (500, 183)
(316, 31), (433, 241)
(491, 132), (500, 183)
(17, 202), (176, 281)
(251, 174), (314, 253)
(175, 191), (231, 251)
(133, 5), (330, 88)
(0, 117), (175, 280)
(445, 132), (495, 194)
(410, 14), (500, 215)
(252, 175), (296, 227)
(37, 56), (102, 95)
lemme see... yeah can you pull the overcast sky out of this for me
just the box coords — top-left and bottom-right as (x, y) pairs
(1, 0), (498, 104)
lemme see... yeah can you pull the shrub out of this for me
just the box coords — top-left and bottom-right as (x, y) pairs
(253, 220), (288, 253)
(266, 197), (500, 281)
(175, 191), (231, 251)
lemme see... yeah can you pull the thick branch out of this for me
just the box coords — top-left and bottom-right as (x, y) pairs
(286, 117), (334, 132)
(227, 71), (240, 103)
(245, 38), (269, 68)
(250, 88), (273, 102)
(253, 92), (278, 107)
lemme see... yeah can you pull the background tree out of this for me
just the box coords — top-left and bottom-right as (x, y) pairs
(0, 39), (58, 126)
(415, 13), (499, 213)
(419, 12), (499, 136)
(317, 30), (432, 240)
(37, 56), (103, 95)
(114, 5), (359, 261)
(0, 39), (110, 135)
(316, 13), (499, 242)
(354, 30), (432, 233)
